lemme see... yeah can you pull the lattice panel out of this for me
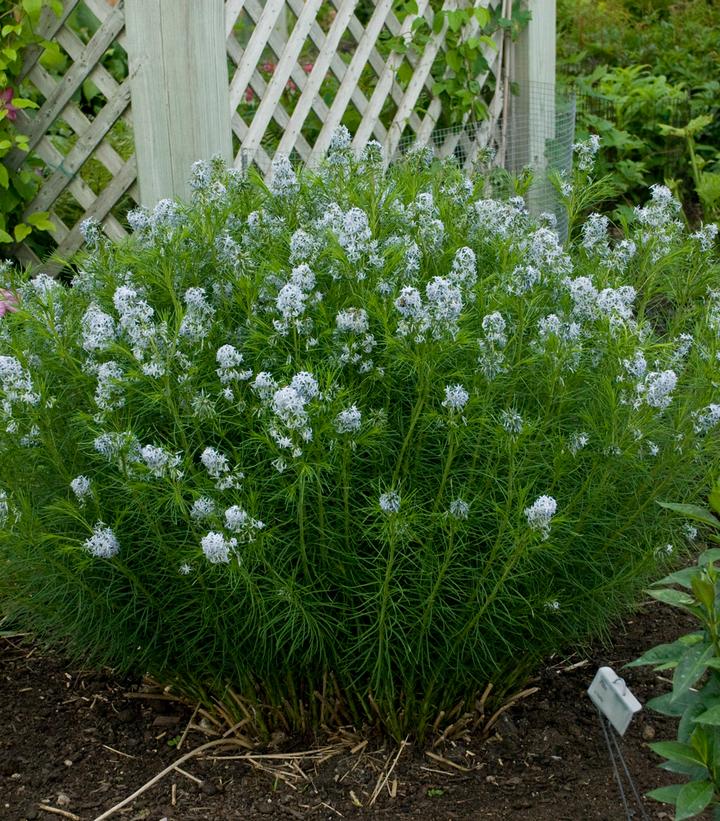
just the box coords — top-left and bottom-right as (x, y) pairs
(8, 0), (514, 269)
(226, 0), (510, 175)
(9, 0), (136, 271)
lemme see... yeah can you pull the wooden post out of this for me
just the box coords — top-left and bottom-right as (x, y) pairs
(125, 0), (232, 206)
(509, 0), (556, 215)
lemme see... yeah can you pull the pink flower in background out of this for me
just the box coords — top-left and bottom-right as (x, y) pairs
(302, 62), (314, 74)
(286, 79), (297, 94)
(261, 61), (276, 74)
(0, 88), (19, 122)
(245, 86), (255, 103)
(0, 289), (19, 317)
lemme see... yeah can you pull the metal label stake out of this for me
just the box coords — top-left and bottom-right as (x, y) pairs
(588, 667), (648, 820)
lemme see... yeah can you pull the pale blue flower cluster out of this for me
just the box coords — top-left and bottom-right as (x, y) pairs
(84, 522), (120, 558)
(524, 496), (558, 540)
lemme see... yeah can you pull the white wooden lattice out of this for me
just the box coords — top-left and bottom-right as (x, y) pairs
(8, 0), (520, 269)
(227, 0), (512, 173)
(8, 0), (136, 270)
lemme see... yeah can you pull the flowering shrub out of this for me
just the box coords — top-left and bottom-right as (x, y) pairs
(0, 134), (718, 738)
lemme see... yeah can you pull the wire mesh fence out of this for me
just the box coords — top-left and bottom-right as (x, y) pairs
(236, 81), (578, 242)
(392, 81), (577, 240)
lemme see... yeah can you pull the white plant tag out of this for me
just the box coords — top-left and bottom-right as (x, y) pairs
(587, 666), (642, 736)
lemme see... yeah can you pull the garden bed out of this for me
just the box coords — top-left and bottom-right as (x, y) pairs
(0, 600), (702, 821)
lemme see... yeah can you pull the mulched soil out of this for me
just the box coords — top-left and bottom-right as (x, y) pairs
(0, 601), (709, 821)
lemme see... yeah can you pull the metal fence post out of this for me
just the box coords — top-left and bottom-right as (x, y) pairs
(125, 0), (233, 206)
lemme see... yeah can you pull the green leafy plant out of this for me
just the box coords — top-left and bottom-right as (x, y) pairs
(571, 65), (689, 201)
(0, 1), (59, 247)
(661, 115), (720, 221)
(392, 0), (530, 125)
(558, 0), (720, 218)
(628, 486), (720, 820)
(0, 137), (718, 740)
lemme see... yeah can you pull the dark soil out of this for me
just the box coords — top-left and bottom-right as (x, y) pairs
(0, 602), (708, 821)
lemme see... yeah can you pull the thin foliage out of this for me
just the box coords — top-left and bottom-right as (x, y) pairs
(0, 132), (718, 739)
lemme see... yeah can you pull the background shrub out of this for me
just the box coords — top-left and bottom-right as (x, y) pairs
(0, 139), (718, 738)
(558, 0), (720, 218)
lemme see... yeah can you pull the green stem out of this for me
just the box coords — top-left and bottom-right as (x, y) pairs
(391, 372), (429, 487)
(465, 437), (518, 599)
(418, 527), (455, 640)
(374, 518), (398, 693)
(431, 432), (457, 515)
(453, 530), (533, 649)
(342, 444), (351, 555)
(686, 134), (701, 191)
(603, 471), (675, 547)
(298, 473), (310, 579)
(316, 472), (328, 565)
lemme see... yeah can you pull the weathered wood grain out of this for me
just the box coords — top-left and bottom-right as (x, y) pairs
(125, 0), (232, 205)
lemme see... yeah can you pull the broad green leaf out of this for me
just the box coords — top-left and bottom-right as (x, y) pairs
(684, 114), (715, 136)
(447, 50), (462, 72)
(699, 549), (720, 566)
(646, 783), (682, 804)
(473, 6), (490, 26)
(397, 62), (413, 85)
(40, 40), (66, 72)
(0, 228), (13, 243)
(648, 588), (695, 608)
(82, 78), (100, 103)
(675, 780), (714, 820)
(12, 168), (38, 199)
(693, 704), (720, 725)
(679, 634), (705, 646)
(650, 741), (706, 768)
(658, 502), (719, 528)
(22, 0), (43, 20)
(11, 98), (38, 110)
(672, 645), (714, 701)
(654, 567), (701, 589)
(25, 211), (55, 232)
(690, 725), (713, 763)
(660, 759), (709, 779)
(446, 10), (465, 32)
(691, 576), (715, 611)
(647, 688), (700, 717)
(627, 640), (688, 668)
(658, 122), (686, 138)
(13, 223), (32, 243)
(0, 164), (8, 189)
(709, 486), (720, 516)
(681, 701), (720, 744)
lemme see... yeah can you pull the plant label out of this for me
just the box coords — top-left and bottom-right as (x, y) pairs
(587, 666), (641, 736)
